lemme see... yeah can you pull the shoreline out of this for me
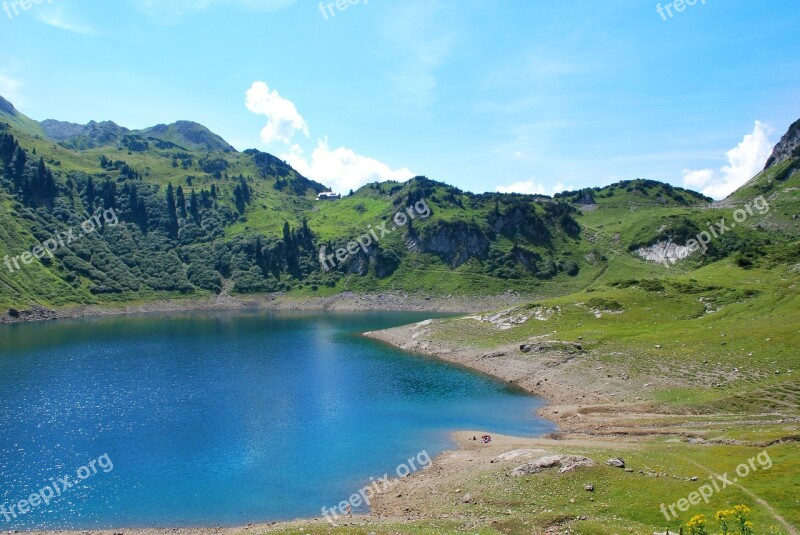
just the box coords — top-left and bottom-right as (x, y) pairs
(0, 290), (537, 325)
(17, 433), (636, 535)
(362, 319), (660, 436)
(7, 304), (742, 534)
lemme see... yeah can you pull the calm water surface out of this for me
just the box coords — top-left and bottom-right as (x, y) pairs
(0, 311), (555, 529)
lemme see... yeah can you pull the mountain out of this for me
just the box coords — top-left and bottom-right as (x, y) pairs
(723, 120), (800, 240)
(139, 121), (235, 152)
(40, 119), (130, 150)
(39, 117), (235, 153)
(764, 118), (800, 170)
(0, 96), (797, 312)
(0, 96), (46, 138)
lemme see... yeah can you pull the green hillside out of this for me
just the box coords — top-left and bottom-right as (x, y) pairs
(1, 98), (798, 314)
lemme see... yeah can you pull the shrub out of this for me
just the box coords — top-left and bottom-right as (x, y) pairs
(587, 297), (624, 311)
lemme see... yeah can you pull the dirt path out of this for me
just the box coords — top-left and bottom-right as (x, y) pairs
(683, 458), (798, 535)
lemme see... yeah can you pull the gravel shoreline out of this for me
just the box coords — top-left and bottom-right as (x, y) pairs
(0, 290), (535, 325)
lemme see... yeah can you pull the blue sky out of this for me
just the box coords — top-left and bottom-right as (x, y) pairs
(0, 0), (798, 198)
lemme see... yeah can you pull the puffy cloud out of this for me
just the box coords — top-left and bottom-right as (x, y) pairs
(496, 179), (547, 195)
(682, 168), (715, 189)
(246, 81), (309, 145)
(283, 139), (414, 194)
(246, 81), (413, 193)
(496, 179), (571, 196)
(682, 121), (774, 200)
(552, 182), (574, 195)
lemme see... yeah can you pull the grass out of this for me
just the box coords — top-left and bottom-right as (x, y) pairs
(255, 442), (798, 534)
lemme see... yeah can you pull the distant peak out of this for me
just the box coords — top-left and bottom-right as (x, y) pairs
(764, 118), (800, 170)
(0, 95), (18, 115)
(139, 121), (235, 152)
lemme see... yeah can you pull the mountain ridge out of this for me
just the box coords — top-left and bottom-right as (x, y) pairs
(0, 96), (797, 312)
(39, 116), (235, 153)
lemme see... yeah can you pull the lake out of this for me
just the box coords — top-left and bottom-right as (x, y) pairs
(0, 311), (555, 529)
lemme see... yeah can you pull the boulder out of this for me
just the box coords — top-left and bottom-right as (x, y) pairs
(491, 449), (546, 463)
(511, 455), (596, 476)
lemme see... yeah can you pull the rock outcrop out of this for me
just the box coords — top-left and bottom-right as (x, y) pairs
(765, 118), (800, 169)
(510, 455), (596, 476)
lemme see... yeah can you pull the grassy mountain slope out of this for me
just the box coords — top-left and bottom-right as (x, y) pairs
(0, 98), (797, 315)
(0, 96), (46, 138)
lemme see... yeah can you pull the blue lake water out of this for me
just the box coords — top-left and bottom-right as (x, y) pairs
(0, 311), (555, 529)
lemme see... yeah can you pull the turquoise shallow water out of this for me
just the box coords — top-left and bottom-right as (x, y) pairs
(0, 311), (555, 529)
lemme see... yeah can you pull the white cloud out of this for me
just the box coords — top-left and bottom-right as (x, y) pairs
(552, 182), (574, 195)
(284, 139), (414, 194)
(682, 168), (715, 189)
(245, 81), (414, 193)
(0, 74), (22, 103)
(131, 0), (297, 22)
(495, 179), (572, 196)
(37, 7), (95, 34)
(245, 81), (309, 145)
(682, 121), (774, 200)
(496, 179), (547, 195)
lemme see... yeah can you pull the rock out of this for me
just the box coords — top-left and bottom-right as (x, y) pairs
(462, 493), (473, 504)
(491, 449), (546, 463)
(636, 240), (695, 265)
(690, 476), (699, 481)
(511, 455), (596, 476)
(764, 119), (800, 169)
(606, 458), (626, 468)
(584, 484), (594, 492)
(1, 304), (57, 324)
